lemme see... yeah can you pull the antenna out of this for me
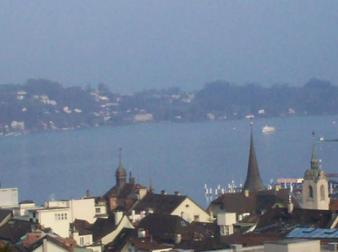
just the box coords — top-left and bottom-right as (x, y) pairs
(118, 147), (122, 164)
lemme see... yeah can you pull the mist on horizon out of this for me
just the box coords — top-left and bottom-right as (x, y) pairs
(0, 0), (337, 92)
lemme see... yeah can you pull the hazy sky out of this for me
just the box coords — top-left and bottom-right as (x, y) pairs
(1, 1), (337, 92)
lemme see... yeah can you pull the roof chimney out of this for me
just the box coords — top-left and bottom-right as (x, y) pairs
(174, 191), (181, 196)
(160, 190), (166, 195)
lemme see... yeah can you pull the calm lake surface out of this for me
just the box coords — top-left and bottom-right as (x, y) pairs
(1, 115), (338, 206)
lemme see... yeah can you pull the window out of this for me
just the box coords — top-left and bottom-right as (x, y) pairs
(309, 185), (313, 199)
(320, 185), (325, 200)
(80, 237), (84, 246)
(95, 207), (101, 214)
(194, 215), (199, 222)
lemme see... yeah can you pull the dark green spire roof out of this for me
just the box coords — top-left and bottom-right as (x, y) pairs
(115, 147), (127, 188)
(243, 126), (265, 192)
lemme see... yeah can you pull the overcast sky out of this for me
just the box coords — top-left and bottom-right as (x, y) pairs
(0, 1), (337, 92)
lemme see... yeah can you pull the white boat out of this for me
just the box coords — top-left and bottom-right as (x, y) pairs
(262, 125), (276, 134)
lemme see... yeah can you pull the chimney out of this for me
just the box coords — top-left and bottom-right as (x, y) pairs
(175, 234), (182, 244)
(244, 189), (249, 197)
(287, 195), (294, 214)
(114, 211), (123, 224)
(174, 191), (181, 196)
(137, 228), (146, 238)
(85, 189), (90, 198)
(160, 190), (166, 195)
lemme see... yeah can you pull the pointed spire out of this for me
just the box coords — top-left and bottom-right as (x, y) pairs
(310, 144), (319, 170)
(243, 124), (265, 192)
(308, 143), (321, 179)
(115, 147), (127, 188)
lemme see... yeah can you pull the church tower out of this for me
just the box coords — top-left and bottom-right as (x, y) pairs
(243, 125), (265, 193)
(302, 145), (329, 210)
(115, 148), (127, 188)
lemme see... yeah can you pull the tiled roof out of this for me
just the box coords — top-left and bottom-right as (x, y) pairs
(104, 183), (146, 199)
(256, 207), (336, 233)
(104, 228), (134, 252)
(72, 219), (92, 236)
(221, 232), (282, 247)
(90, 216), (117, 242)
(137, 214), (219, 245)
(0, 209), (12, 225)
(287, 227), (338, 239)
(210, 189), (297, 215)
(131, 193), (186, 214)
(0, 219), (32, 243)
(129, 237), (173, 251)
(138, 214), (189, 242)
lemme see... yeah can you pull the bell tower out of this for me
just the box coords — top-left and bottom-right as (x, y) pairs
(302, 145), (329, 210)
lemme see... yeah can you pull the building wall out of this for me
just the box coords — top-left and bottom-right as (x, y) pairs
(0, 188), (18, 208)
(36, 208), (71, 238)
(44, 200), (68, 208)
(69, 198), (96, 224)
(264, 240), (320, 252)
(171, 198), (211, 223)
(95, 204), (107, 217)
(73, 233), (93, 247)
(302, 176), (329, 210)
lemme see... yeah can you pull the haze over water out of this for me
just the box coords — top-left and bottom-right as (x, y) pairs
(1, 115), (338, 206)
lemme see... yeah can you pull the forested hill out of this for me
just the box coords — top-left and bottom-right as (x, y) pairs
(0, 78), (337, 134)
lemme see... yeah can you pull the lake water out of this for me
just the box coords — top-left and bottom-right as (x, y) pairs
(1, 115), (338, 206)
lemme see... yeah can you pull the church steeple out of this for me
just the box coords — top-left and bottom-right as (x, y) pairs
(243, 124), (265, 192)
(310, 144), (319, 171)
(115, 147), (127, 188)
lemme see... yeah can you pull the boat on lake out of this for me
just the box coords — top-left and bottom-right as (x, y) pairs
(262, 125), (276, 134)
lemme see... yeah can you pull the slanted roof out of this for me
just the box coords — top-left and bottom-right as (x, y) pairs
(104, 183), (146, 199)
(104, 228), (134, 252)
(129, 237), (173, 251)
(24, 234), (76, 252)
(243, 129), (265, 192)
(220, 232), (282, 247)
(210, 189), (295, 215)
(256, 207), (336, 234)
(0, 209), (12, 225)
(0, 219), (32, 243)
(287, 228), (338, 239)
(138, 214), (189, 242)
(90, 217), (117, 242)
(72, 219), (92, 236)
(131, 193), (186, 214)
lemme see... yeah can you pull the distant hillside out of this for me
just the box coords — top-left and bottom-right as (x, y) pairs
(0, 78), (337, 135)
